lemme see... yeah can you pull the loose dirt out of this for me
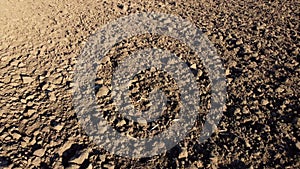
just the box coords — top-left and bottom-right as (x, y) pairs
(0, 0), (299, 168)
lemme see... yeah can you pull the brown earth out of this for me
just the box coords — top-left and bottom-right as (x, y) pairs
(0, 0), (299, 168)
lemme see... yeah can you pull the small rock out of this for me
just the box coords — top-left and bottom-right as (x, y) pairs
(296, 142), (300, 150)
(49, 92), (56, 101)
(194, 161), (203, 168)
(97, 86), (109, 97)
(42, 83), (49, 90)
(53, 76), (63, 85)
(225, 69), (230, 75)
(190, 63), (197, 70)
(197, 70), (203, 77)
(236, 39), (243, 45)
(54, 125), (64, 132)
(31, 157), (41, 166)
(179, 148), (188, 159)
(22, 76), (34, 84)
(3, 76), (11, 83)
(99, 155), (106, 162)
(26, 94), (35, 100)
(21, 141), (27, 148)
(70, 150), (89, 164)
(12, 133), (21, 140)
(27, 109), (35, 116)
(21, 99), (27, 103)
(245, 140), (251, 148)
(59, 141), (73, 156)
(67, 164), (80, 169)
(261, 99), (269, 106)
(18, 62), (26, 67)
(27, 101), (34, 107)
(103, 164), (114, 169)
(275, 87), (284, 93)
(33, 148), (45, 157)
(137, 118), (147, 126)
(116, 120), (126, 127)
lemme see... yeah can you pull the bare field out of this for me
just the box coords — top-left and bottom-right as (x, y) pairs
(0, 0), (299, 168)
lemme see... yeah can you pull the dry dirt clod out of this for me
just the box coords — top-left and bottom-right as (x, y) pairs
(53, 125), (64, 132)
(11, 132), (21, 140)
(296, 142), (300, 150)
(21, 76), (34, 84)
(103, 164), (115, 169)
(190, 63), (197, 70)
(179, 148), (188, 159)
(33, 148), (46, 157)
(70, 150), (90, 164)
(26, 109), (35, 117)
(275, 87), (285, 93)
(97, 86), (110, 97)
(116, 119), (126, 127)
(261, 99), (269, 106)
(49, 92), (56, 101)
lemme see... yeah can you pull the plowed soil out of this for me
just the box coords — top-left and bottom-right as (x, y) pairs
(0, 0), (299, 168)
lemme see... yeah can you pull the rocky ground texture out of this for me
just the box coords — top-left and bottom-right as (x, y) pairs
(0, 0), (299, 168)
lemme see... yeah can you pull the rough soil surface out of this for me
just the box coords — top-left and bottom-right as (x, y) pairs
(0, 0), (299, 168)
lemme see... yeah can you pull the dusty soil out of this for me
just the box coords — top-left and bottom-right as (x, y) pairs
(0, 0), (299, 168)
